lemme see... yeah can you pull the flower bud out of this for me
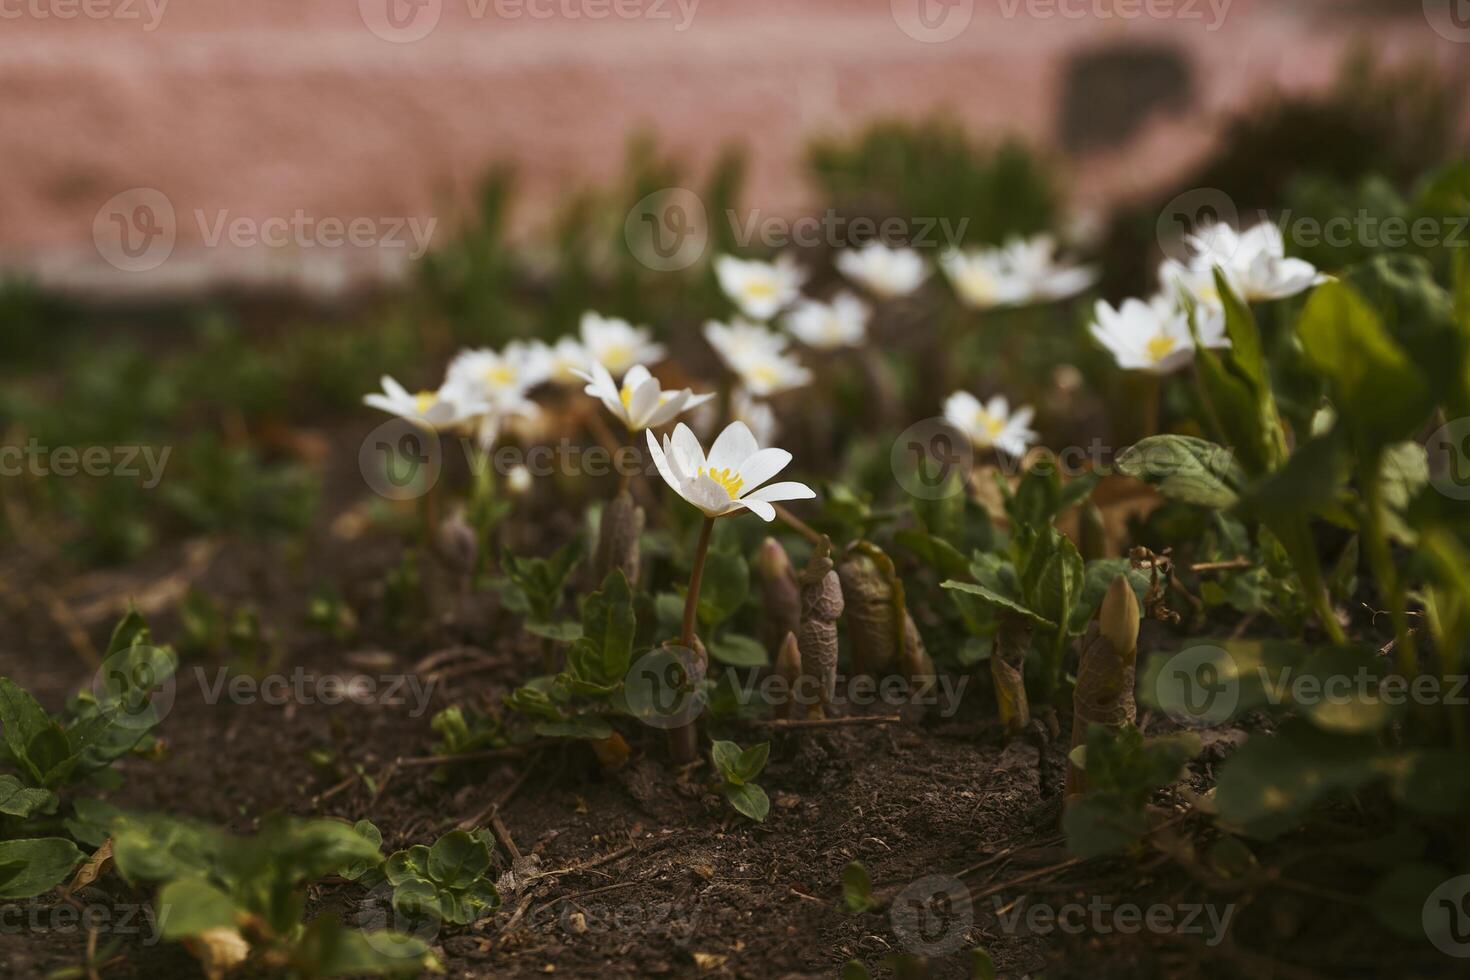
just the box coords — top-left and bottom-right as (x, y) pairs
(436, 509), (479, 576)
(775, 631), (802, 719)
(798, 537), (843, 719)
(593, 490), (645, 588)
(756, 538), (801, 659)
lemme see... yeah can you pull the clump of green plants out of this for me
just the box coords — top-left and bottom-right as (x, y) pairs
(0, 609), (176, 895)
(110, 812), (438, 978)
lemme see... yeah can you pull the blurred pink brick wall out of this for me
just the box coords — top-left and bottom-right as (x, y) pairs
(0, 0), (1463, 295)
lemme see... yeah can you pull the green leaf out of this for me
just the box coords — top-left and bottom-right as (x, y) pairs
(0, 774), (57, 818)
(571, 570), (636, 685)
(392, 879), (439, 920)
(532, 716), (613, 740)
(707, 632), (768, 668)
(1297, 280), (1433, 452)
(64, 797), (122, 848)
(1115, 436), (1245, 509)
(1062, 796), (1149, 859)
(110, 814), (220, 884)
(427, 830), (491, 889)
(972, 947), (997, 980)
(710, 740), (744, 783)
(0, 838), (84, 899)
(1214, 724), (1387, 839)
(340, 821), (384, 881)
(292, 913), (438, 978)
(735, 742), (770, 783)
(940, 581), (1054, 629)
(1019, 527), (1083, 633)
(1189, 272), (1287, 476)
(156, 876), (238, 939)
(840, 861), (877, 913)
(104, 606), (150, 658)
(525, 620), (583, 642)
(0, 677), (53, 775)
(697, 551), (750, 630)
(384, 845), (432, 887)
(721, 782), (770, 822)
(842, 961), (872, 980)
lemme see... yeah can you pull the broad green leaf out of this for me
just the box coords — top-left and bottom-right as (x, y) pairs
(1214, 723), (1388, 839)
(697, 551), (750, 630)
(721, 782), (769, 822)
(1370, 864), (1448, 940)
(735, 742), (770, 783)
(710, 740), (744, 783)
(0, 838), (84, 899)
(1297, 281), (1432, 452)
(525, 620), (582, 642)
(840, 861), (876, 913)
(427, 831), (490, 890)
(941, 581), (1054, 629)
(156, 876), (238, 939)
(972, 947), (997, 980)
(0, 774), (56, 818)
(292, 913), (438, 978)
(707, 633), (768, 668)
(1115, 436), (1244, 509)
(384, 845), (432, 887)
(1020, 527), (1083, 633)
(0, 677), (53, 774)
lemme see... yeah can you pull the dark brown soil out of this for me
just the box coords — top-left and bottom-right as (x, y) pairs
(0, 432), (1461, 980)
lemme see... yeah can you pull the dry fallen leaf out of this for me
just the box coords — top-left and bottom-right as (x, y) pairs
(66, 838), (113, 894)
(691, 952), (728, 970)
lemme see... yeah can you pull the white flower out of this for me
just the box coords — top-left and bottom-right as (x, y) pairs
(783, 292), (870, 350)
(1183, 221), (1324, 302)
(538, 336), (591, 386)
(943, 392), (1038, 458)
(998, 234), (1099, 302)
(579, 312), (665, 377)
(705, 317), (790, 364)
(469, 395), (541, 450)
(940, 235), (1097, 310)
(646, 420), (815, 522)
(575, 361), (714, 433)
(729, 347), (813, 397)
(715, 254), (806, 321)
(938, 247), (1021, 310)
(704, 318), (813, 396)
(364, 375), (482, 430)
(836, 243), (929, 299)
(446, 342), (551, 405)
(1089, 294), (1227, 375)
(733, 387), (778, 445)
(506, 464), (532, 495)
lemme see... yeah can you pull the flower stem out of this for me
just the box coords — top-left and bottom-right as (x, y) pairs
(680, 516), (715, 650)
(1359, 457), (1415, 674)
(669, 515), (715, 765)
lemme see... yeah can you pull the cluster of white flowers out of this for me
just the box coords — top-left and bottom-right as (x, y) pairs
(1090, 221), (1326, 375)
(364, 310), (670, 446)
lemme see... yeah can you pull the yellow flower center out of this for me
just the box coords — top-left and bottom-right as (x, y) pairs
(1146, 333), (1178, 364)
(744, 280), (777, 299)
(485, 364), (517, 387)
(700, 466), (744, 500)
(414, 391), (438, 413)
(975, 411), (1005, 439)
(601, 344), (631, 369)
(747, 363), (780, 388)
